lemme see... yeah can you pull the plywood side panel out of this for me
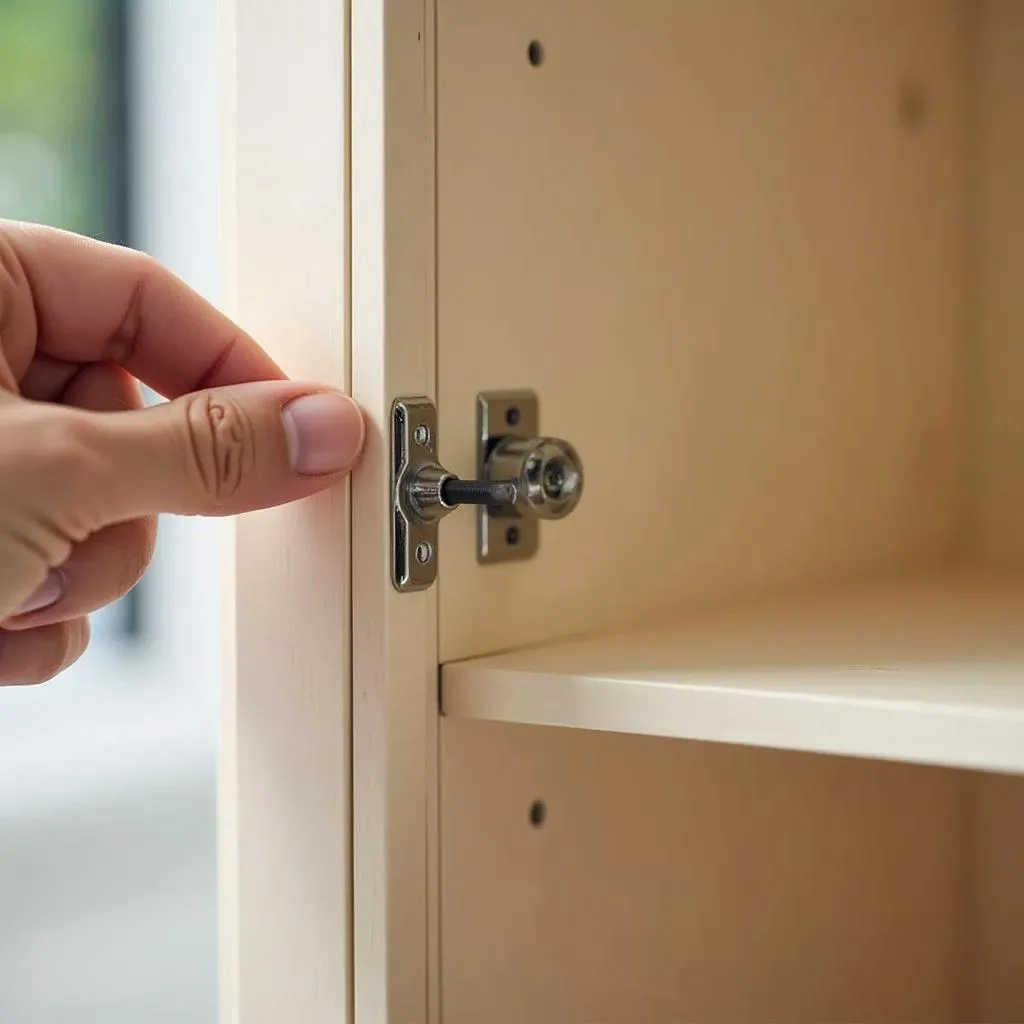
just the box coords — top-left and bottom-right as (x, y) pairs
(439, 720), (967, 1023)
(437, 0), (971, 663)
(972, 0), (1024, 565)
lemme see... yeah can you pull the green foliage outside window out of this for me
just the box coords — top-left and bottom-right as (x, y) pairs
(0, 0), (124, 240)
(1, 0), (137, 638)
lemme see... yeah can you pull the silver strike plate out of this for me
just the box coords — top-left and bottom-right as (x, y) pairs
(391, 397), (439, 592)
(477, 390), (540, 564)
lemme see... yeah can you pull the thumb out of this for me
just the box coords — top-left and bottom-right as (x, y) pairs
(86, 381), (366, 521)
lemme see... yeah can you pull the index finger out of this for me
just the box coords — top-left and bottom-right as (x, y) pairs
(2, 220), (285, 397)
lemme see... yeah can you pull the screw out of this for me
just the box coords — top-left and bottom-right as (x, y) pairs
(414, 541), (433, 564)
(440, 478), (518, 507)
(505, 406), (521, 427)
(506, 525), (520, 546)
(412, 424), (431, 447)
(529, 800), (546, 827)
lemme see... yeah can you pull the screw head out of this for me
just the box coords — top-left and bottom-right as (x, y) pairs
(414, 541), (433, 564)
(505, 525), (520, 546)
(412, 424), (431, 447)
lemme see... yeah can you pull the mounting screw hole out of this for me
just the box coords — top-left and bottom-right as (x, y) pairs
(505, 525), (520, 546)
(505, 406), (521, 427)
(412, 424), (431, 447)
(527, 40), (544, 67)
(529, 800), (546, 827)
(414, 541), (433, 564)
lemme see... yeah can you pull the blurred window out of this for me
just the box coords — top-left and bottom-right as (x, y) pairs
(0, 0), (140, 640)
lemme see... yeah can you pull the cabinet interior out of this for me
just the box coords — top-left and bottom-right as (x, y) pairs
(434, 1), (1024, 1020)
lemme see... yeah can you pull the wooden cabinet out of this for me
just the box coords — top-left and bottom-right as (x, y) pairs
(221, 1), (1024, 1021)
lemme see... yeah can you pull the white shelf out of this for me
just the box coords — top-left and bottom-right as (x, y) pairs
(441, 569), (1024, 774)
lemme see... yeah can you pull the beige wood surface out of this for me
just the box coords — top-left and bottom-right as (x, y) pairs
(436, 0), (972, 663)
(218, 1), (351, 1021)
(350, 1), (440, 1022)
(220, 2), (1024, 1020)
(973, 0), (1024, 566)
(442, 568), (1024, 774)
(434, 5), (1024, 1022)
(440, 720), (968, 1023)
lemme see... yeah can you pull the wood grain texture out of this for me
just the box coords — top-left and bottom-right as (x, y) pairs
(350, 0), (440, 1021)
(219, 0), (350, 1021)
(436, 0), (972, 663)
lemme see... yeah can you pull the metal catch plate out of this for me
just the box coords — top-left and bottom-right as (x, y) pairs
(477, 389), (540, 564)
(391, 397), (438, 592)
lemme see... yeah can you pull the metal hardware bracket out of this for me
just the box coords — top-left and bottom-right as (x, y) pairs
(391, 391), (583, 593)
(476, 389), (540, 565)
(391, 397), (441, 592)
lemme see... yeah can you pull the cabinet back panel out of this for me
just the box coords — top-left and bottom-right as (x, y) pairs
(439, 721), (968, 1022)
(437, 0), (971, 662)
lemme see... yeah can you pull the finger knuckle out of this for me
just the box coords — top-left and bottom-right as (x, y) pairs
(103, 253), (158, 366)
(180, 391), (256, 504)
(0, 407), (102, 547)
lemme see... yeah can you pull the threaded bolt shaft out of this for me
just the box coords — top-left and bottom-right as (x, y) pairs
(440, 477), (518, 507)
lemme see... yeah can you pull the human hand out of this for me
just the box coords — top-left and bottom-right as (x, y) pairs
(0, 221), (366, 684)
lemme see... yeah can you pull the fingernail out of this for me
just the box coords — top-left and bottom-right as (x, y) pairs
(282, 392), (366, 475)
(15, 570), (66, 616)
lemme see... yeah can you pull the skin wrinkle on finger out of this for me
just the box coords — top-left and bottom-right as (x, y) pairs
(0, 221), (364, 678)
(0, 220), (286, 654)
(183, 391), (256, 504)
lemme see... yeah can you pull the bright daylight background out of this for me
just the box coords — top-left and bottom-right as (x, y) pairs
(0, 1), (222, 1020)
